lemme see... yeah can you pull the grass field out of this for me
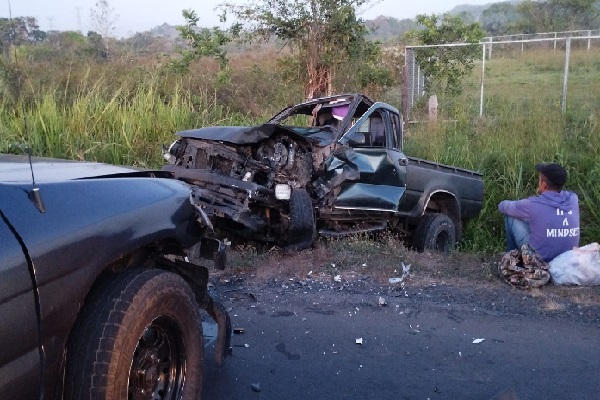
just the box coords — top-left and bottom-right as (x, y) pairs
(1, 46), (598, 253)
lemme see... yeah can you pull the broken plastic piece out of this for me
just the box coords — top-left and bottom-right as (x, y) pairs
(472, 338), (485, 344)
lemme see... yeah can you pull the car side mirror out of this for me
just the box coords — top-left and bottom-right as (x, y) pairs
(347, 132), (366, 146)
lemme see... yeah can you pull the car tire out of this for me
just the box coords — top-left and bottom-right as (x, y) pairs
(64, 269), (203, 400)
(413, 213), (456, 253)
(285, 189), (316, 251)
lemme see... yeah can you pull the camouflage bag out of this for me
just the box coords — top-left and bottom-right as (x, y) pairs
(498, 244), (551, 289)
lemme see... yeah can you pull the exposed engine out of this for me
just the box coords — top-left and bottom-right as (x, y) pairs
(171, 134), (314, 190)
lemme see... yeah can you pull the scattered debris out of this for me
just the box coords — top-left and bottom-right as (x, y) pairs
(388, 278), (402, 284)
(233, 327), (245, 335)
(356, 338), (363, 345)
(251, 383), (261, 392)
(472, 338), (485, 344)
(334, 275), (342, 282)
(378, 296), (387, 306)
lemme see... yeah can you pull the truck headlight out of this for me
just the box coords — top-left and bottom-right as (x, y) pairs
(275, 184), (292, 200)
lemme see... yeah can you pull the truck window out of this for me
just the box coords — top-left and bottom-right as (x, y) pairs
(351, 110), (386, 148)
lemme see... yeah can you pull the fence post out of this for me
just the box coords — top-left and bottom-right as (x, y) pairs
(487, 37), (493, 59)
(561, 37), (571, 114)
(480, 43), (486, 117)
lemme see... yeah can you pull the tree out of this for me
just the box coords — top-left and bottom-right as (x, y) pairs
(221, 0), (381, 99)
(90, 0), (119, 59)
(513, 0), (600, 33)
(0, 16), (45, 62)
(480, 2), (520, 35)
(550, 0), (600, 30)
(171, 9), (240, 79)
(408, 13), (485, 97)
(513, 0), (561, 33)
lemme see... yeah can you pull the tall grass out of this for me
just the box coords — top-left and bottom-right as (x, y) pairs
(1, 49), (599, 252)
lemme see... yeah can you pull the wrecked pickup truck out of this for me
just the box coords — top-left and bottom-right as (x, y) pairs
(163, 93), (483, 252)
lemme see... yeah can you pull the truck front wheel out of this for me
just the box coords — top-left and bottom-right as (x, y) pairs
(285, 189), (316, 252)
(413, 213), (456, 253)
(64, 269), (203, 400)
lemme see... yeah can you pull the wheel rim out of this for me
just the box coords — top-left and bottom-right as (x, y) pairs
(128, 316), (186, 400)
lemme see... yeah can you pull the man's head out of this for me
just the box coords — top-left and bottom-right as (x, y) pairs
(536, 163), (567, 193)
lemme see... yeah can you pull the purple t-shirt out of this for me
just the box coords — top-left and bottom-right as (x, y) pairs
(498, 190), (580, 262)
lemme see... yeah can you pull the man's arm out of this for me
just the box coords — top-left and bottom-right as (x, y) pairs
(498, 198), (532, 220)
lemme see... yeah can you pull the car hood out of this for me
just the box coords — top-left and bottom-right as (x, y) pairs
(177, 124), (336, 147)
(0, 154), (169, 183)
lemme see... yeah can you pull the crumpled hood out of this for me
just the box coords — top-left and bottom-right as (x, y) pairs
(177, 124), (336, 147)
(177, 124), (278, 145)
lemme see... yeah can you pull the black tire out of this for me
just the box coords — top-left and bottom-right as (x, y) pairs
(64, 269), (203, 400)
(413, 213), (456, 253)
(285, 189), (316, 252)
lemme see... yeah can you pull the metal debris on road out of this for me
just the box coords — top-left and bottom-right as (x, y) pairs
(251, 383), (261, 392)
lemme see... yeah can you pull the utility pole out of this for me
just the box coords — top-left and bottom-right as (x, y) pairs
(75, 7), (83, 33)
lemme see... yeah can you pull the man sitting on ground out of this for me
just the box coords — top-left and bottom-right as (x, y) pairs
(498, 162), (580, 262)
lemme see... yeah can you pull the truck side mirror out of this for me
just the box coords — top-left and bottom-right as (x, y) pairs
(347, 132), (366, 146)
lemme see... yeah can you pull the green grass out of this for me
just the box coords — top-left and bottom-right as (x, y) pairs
(1, 48), (599, 253)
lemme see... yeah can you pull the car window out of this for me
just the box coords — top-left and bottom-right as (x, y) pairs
(349, 110), (386, 148)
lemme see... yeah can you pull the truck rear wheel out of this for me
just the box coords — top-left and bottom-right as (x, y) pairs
(285, 189), (316, 251)
(413, 213), (456, 253)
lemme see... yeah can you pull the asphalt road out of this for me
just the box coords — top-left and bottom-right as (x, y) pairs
(201, 280), (600, 400)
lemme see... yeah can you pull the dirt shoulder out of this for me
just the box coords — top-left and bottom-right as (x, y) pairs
(212, 237), (600, 326)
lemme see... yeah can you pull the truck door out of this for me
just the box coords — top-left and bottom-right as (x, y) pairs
(333, 106), (408, 212)
(0, 211), (42, 398)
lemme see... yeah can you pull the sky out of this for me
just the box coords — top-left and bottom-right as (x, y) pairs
(7, 0), (494, 37)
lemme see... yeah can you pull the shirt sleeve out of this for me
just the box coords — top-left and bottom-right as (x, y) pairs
(498, 198), (532, 220)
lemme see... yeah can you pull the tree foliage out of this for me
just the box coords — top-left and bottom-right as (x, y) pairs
(170, 9), (241, 82)
(220, 0), (386, 99)
(480, 2), (520, 35)
(516, 0), (600, 32)
(409, 14), (484, 97)
(0, 17), (45, 62)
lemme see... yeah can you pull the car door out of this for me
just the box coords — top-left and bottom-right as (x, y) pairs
(0, 209), (42, 399)
(332, 104), (408, 212)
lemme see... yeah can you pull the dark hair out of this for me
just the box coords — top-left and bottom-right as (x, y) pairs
(540, 174), (562, 191)
(535, 163), (567, 191)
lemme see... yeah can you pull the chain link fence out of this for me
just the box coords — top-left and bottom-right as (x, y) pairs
(403, 32), (600, 122)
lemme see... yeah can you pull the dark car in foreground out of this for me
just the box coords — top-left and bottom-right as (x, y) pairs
(0, 154), (230, 399)
(163, 93), (483, 251)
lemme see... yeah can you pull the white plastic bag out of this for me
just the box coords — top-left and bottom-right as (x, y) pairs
(549, 243), (600, 286)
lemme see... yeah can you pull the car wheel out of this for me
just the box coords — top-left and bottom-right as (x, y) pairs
(285, 189), (316, 251)
(64, 269), (203, 400)
(413, 213), (456, 253)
